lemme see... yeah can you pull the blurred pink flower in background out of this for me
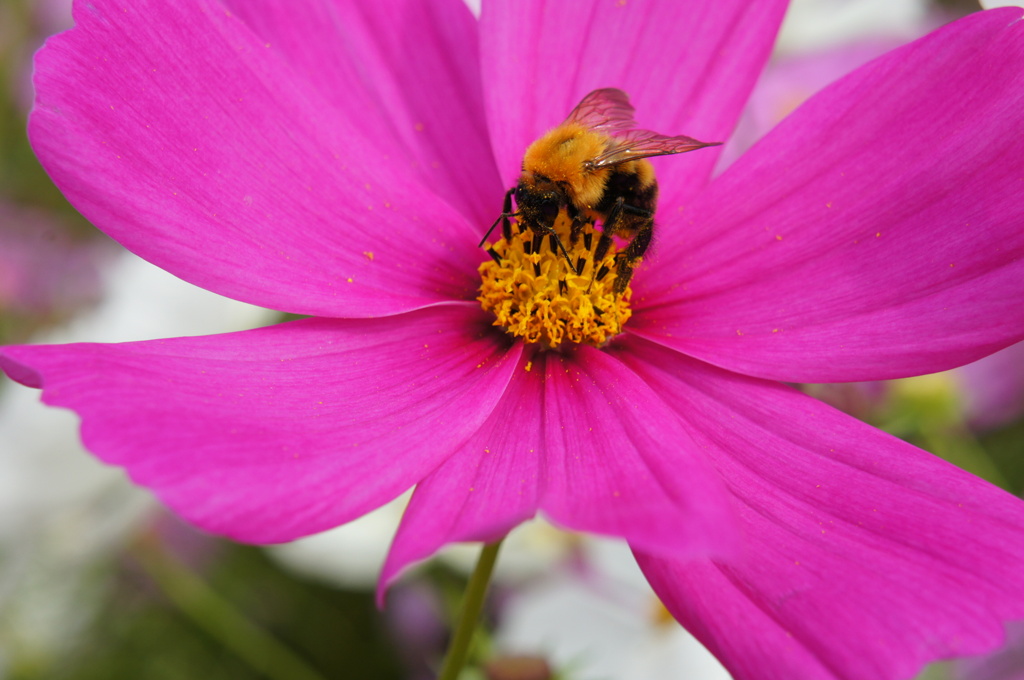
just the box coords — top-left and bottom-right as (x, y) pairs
(952, 621), (1024, 680)
(6, 0), (73, 112)
(954, 343), (1024, 432)
(4, 2), (1024, 679)
(0, 202), (103, 316)
(722, 38), (921, 168)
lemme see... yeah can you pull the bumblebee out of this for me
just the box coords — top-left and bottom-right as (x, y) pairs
(481, 88), (719, 292)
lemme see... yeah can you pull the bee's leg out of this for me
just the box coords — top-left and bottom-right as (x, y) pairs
(478, 187), (517, 247)
(613, 218), (653, 293)
(604, 196), (654, 234)
(592, 196), (626, 275)
(566, 204), (585, 245)
(597, 197), (654, 292)
(500, 187), (516, 241)
(534, 224), (575, 272)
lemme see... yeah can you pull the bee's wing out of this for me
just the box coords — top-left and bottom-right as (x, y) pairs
(565, 88), (638, 134)
(590, 129), (720, 168)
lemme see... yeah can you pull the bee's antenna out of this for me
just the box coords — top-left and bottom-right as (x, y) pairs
(480, 187), (519, 248)
(550, 233), (575, 272)
(478, 211), (518, 248)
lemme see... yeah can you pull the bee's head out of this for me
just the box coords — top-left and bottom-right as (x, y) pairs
(515, 175), (563, 227)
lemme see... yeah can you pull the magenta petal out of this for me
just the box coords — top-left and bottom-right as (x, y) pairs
(0, 305), (519, 543)
(219, 0), (501, 226)
(540, 348), (737, 558)
(616, 337), (1024, 680)
(380, 347), (740, 596)
(480, 0), (787, 197)
(379, 349), (543, 598)
(633, 9), (1024, 382)
(31, 0), (482, 317)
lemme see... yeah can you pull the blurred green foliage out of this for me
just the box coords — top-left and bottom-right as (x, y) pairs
(0, 0), (90, 230)
(9, 540), (407, 680)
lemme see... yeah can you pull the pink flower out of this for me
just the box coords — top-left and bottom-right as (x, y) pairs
(0, 201), (104, 318)
(955, 341), (1024, 430)
(3, 1), (1024, 678)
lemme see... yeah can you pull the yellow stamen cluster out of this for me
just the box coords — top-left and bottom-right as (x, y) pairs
(478, 215), (633, 349)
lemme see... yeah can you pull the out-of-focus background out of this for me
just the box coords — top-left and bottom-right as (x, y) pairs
(1, 0), (1021, 678)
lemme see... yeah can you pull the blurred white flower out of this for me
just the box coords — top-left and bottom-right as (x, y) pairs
(775, 0), (930, 53)
(269, 508), (575, 591)
(495, 539), (731, 680)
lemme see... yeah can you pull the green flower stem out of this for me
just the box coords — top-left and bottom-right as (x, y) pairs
(438, 539), (505, 680)
(131, 534), (328, 680)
